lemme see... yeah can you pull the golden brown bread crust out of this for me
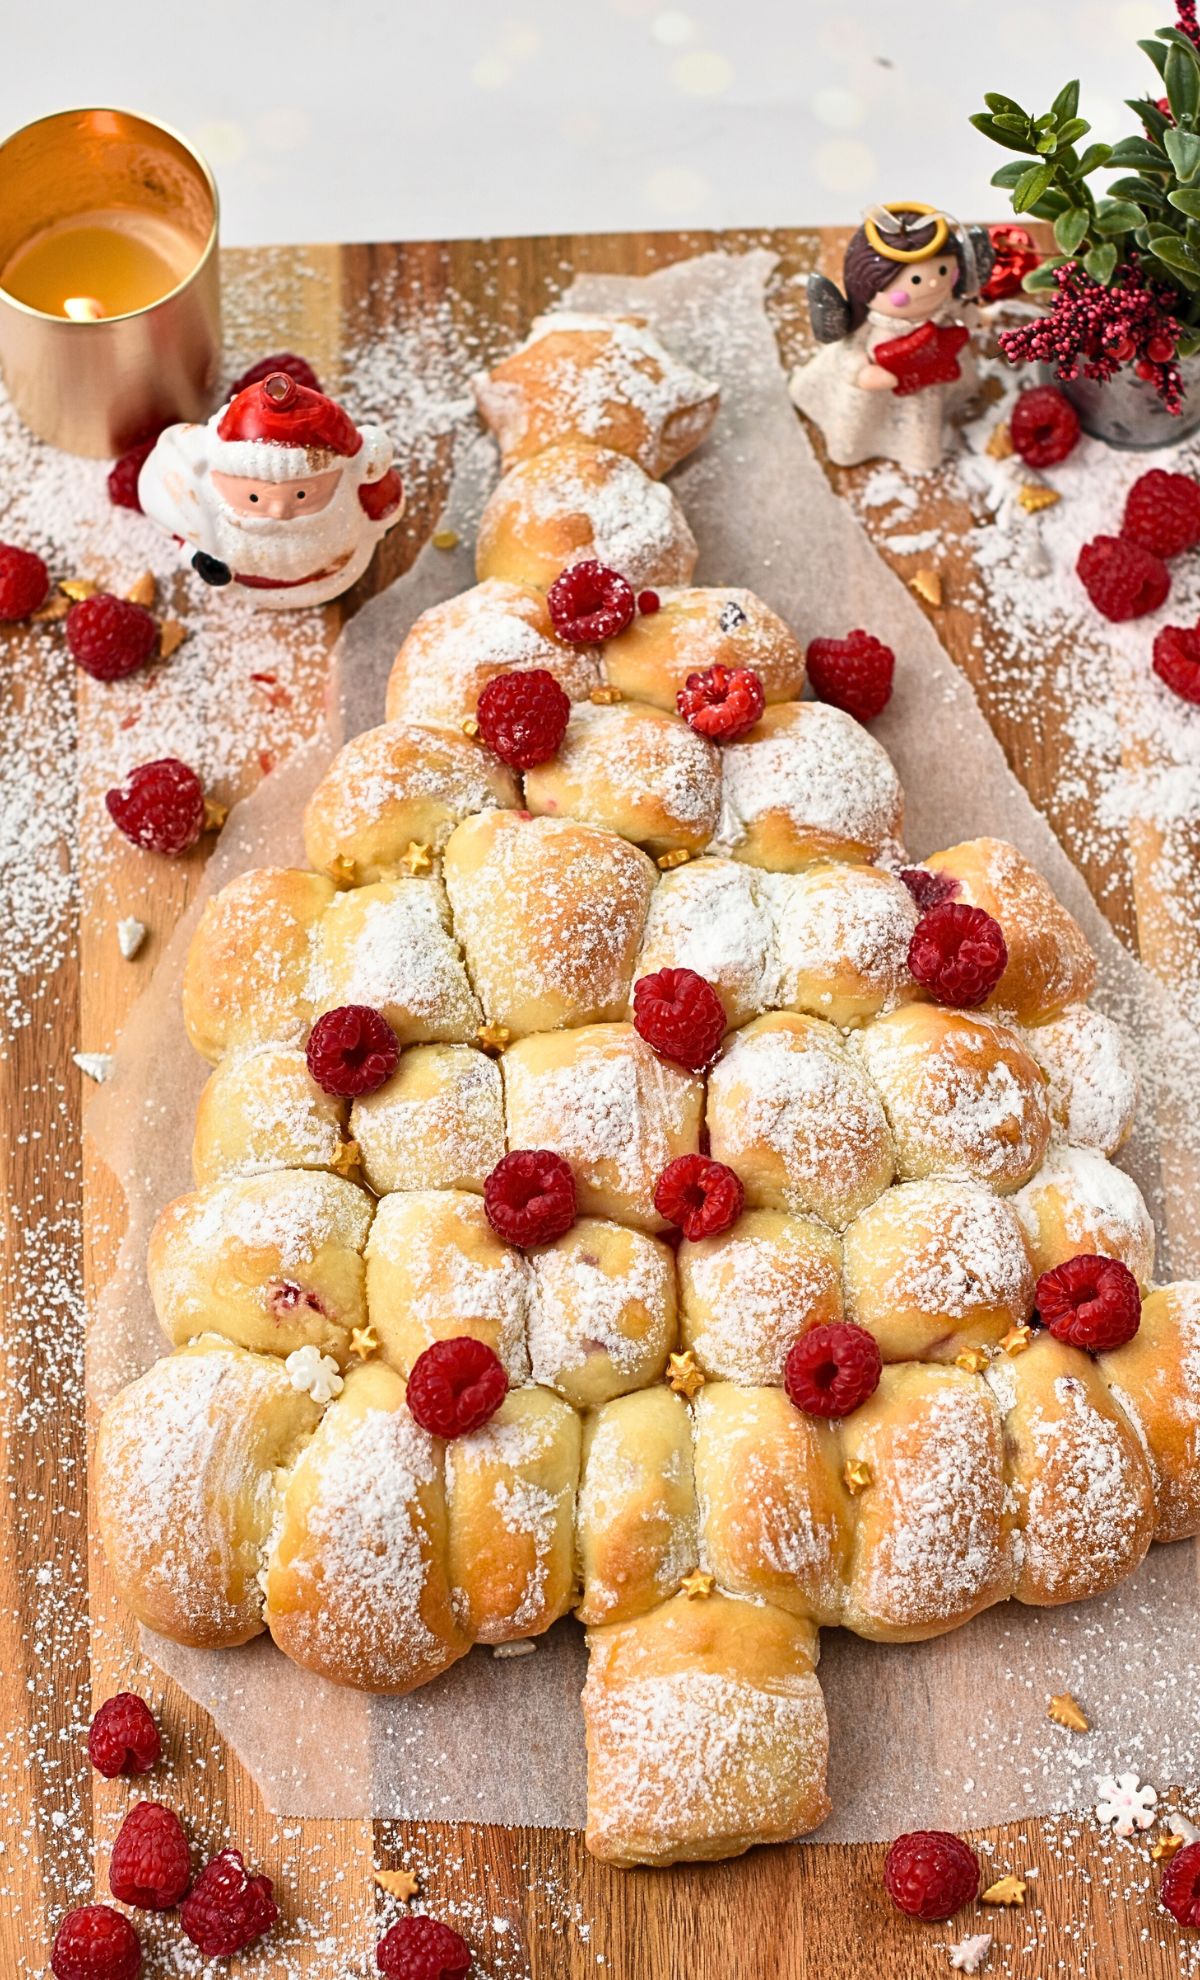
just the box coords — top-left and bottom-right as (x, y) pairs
(523, 701), (721, 856)
(716, 701), (904, 870)
(527, 1218), (677, 1406)
(678, 1208), (843, 1384)
(842, 1179), (1035, 1362)
(1011, 1145), (1155, 1287)
(365, 1188), (530, 1383)
(602, 586), (805, 709)
(918, 837), (1097, 1023)
(446, 1386), (581, 1643)
(384, 578), (601, 731)
(192, 1045), (348, 1186)
(351, 1044), (505, 1197)
(183, 868), (334, 1062)
(576, 1388), (697, 1626)
(307, 876), (481, 1044)
(475, 442), (698, 590)
(303, 722), (518, 883)
(1102, 1283), (1200, 1543)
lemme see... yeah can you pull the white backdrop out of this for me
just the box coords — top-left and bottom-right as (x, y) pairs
(0, 0), (1174, 244)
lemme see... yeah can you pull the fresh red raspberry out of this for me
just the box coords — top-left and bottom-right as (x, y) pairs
(1077, 535), (1170, 622)
(87, 1692), (161, 1778)
(108, 1801), (191, 1910)
(228, 351), (322, 398)
(676, 663), (765, 741)
(1161, 1841), (1200, 1928)
(105, 758), (208, 855)
(653, 1154), (744, 1241)
(636, 588), (660, 615)
(406, 1337), (508, 1439)
(1009, 385), (1080, 467)
(883, 1830), (979, 1921)
(67, 593), (159, 681)
(475, 667), (570, 769)
(1154, 624), (1200, 705)
(546, 560), (636, 643)
(306, 1005), (400, 1097)
(1121, 469), (1200, 560)
(377, 1915), (472, 1980)
(899, 866), (959, 911)
(1035, 1254), (1142, 1351)
(908, 901), (1008, 1008)
(632, 967), (726, 1072)
(51, 1906), (141, 1980)
(484, 1148), (577, 1247)
(106, 435), (160, 513)
(0, 542), (50, 621)
(180, 1848), (278, 1957)
(784, 1321), (882, 1419)
(805, 629), (895, 723)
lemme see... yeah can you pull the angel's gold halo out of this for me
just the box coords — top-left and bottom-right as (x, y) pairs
(863, 200), (950, 263)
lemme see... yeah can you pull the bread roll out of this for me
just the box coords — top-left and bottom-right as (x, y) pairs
(602, 586), (805, 710)
(303, 722), (518, 883)
(384, 578), (601, 731)
(95, 1338), (319, 1649)
(1011, 1145), (1155, 1287)
(446, 1386), (581, 1642)
(365, 1188), (530, 1383)
(1023, 1003), (1138, 1156)
(265, 1360), (469, 1691)
(443, 811), (655, 1036)
(306, 875), (480, 1044)
(148, 1171), (372, 1361)
(576, 1388), (697, 1627)
(192, 1045), (348, 1186)
(503, 1023), (703, 1232)
(678, 1207), (843, 1384)
(767, 862), (918, 1028)
(715, 702), (904, 870)
(583, 1593), (829, 1865)
(472, 312), (719, 477)
(184, 868), (334, 1062)
(706, 1011), (894, 1228)
(915, 838), (1096, 1023)
(524, 701), (721, 856)
(842, 1179), (1035, 1362)
(351, 1043), (504, 1196)
(632, 856), (777, 1031)
(475, 442), (698, 591)
(852, 1004), (1052, 1193)
(1101, 1281), (1200, 1543)
(527, 1218), (677, 1406)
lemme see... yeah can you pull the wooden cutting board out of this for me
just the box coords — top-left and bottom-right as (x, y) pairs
(3, 226), (1193, 1980)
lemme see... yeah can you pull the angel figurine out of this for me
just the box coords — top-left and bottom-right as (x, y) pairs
(789, 202), (994, 472)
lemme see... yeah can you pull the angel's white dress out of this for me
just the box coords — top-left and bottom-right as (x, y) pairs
(789, 304), (977, 473)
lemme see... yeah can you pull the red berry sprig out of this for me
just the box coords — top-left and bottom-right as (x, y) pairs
(406, 1337), (508, 1440)
(883, 1829), (979, 1921)
(484, 1147), (577, 1247)
(653, 1154), (744, 1241)
(784, 1322), (881, 1419)
(1035, 1254), (1142, 1351)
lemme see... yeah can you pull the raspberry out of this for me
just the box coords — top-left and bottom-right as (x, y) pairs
(484, 1148), (577, 1247)
(1161, 1841), (1200, 1928)
(883, 1830), (979, 1921)
(546, 560), (636, 643)
(653, 1154), (744, 1241)
(908, 901), (1008, 1008)
(1077, 535), (1170, 622)
(228, 352), (322, 398)
(632, 967), (726, 1072)
(805, 629), (895, 723)
(1153, 624), (1200, 705)
(107, 435), (159, 513)
(475, 667), (570, 769)
(676, 663), (765, 742)
(106, 759), (208, 855)
(1122, 469), (1200, 560)
(67, 593), (159, 681)
(108, 1801), (191, 1910)
(784, 1321), (882, 1419)
(377, 1915), (472, 1980)
(899, 866), (959, 911)
(1035, 1254), (1142, 1351)
(1009, 385), (1080, 467)
(406, 1337), (508, 1439)
(0, 542), (50, 621)
(180, 1848), (278, 1957)
(306, 1005), (400, 1097)
(51, 1906), (142, 1980)
(87, 1693), (161, 1778)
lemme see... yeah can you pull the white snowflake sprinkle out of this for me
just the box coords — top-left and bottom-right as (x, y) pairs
(116, 916), (147, 959)
(1096, 1772), (1158, 1836)
(284, 1344), (344, 1406)
(1169, 1812), (1200, 1845)
(493, 1640), (536, 1659)
(949, 1933), (993, 1974)
(72, 1051), (113, 1083)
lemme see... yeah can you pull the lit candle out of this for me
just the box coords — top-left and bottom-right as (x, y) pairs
(2, 207), (200, 321)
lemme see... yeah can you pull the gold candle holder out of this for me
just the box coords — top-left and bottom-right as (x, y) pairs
(0, 108), (220, 457)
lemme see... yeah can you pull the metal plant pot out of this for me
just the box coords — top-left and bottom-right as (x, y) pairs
(1047, 353), (1200, 450)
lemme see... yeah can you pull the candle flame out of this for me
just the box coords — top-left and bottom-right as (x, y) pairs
(64, 295), (106, 322)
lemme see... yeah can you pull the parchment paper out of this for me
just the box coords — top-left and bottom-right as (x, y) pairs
(88, 250), (1200, 1839)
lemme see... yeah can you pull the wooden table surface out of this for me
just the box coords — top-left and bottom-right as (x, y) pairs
(2, 225), (1195, 1980)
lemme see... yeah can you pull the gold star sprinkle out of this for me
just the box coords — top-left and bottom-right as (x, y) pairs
(680, 1569), (715, 1600)
(203, 795), (229, 833)
(329, 854), (356, 886)
(843, 1458), (873, 1495)
(158, 618), (187, 659)
(374, 1866), (420, 1901)
(909, 569), (943, 608)
(349, 1325), (379, 1361)
(126, 571), (157, 607)
(1152, 1831), (1186, 1863)
(1017, 483), (1061, 514)
(476, 1022), (511, 1054)
(432, 528), (460, 552)
(667, 1351), (705, 1402)
(589, 684), (623, 704)
(986, 421), (1014, 460)
(32, 595), (69, 622)
(1048, 1691), (1089, 1734)
(657, 847), (692, 870)
(59, 577), (97, 602)
(955, 1345), (991, 1374)
(332, 1139), (361, 1178)
(400, 840), (433, 876)
(1001, 1323), (1035, 1357)
(981, 1874), (1027, 1908)
(461, 716), (479, 738)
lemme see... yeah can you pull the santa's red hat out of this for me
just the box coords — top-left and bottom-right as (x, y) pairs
(213, 372), (366, 480)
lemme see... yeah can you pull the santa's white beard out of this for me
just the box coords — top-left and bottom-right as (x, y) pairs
(206, 480), (364, 582)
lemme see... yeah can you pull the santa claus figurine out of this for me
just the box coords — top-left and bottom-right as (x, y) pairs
(138, 371), (404, 609)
